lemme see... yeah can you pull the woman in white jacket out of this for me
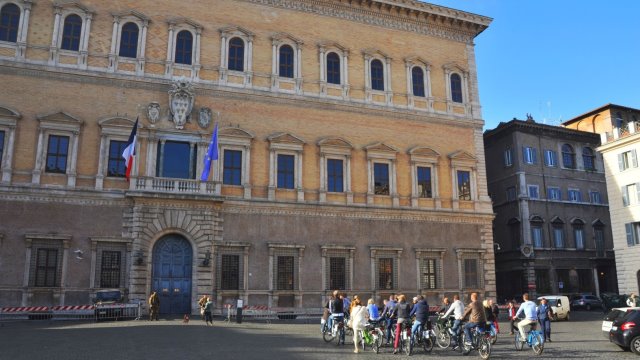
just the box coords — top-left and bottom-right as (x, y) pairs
(350, 297), (369, 353)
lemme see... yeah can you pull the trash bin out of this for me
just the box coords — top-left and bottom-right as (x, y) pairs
(236, 299), (243, 324)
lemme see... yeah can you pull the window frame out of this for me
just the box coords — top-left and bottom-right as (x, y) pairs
(618, 150), (638, 171)
(625, 222), (640, 246)
(450, 73), (463, 103)
(318, 42), (350, 98)
(25, 234), (69, 289)
(107, 139), (127, 178)
(547, 187), (561, 201)
(108, 11), (150, 75)
(228, 36), (245, 71)
(366, 143), (398, 205)
(222, 148), (243, 186)
(0, 3), (20, 43)
(321, 245), (354, 291)
(523, 146), (538, 165)
(0, 1), (30, 59)
(220, 253), (241, 290)
(164, 19), (202, 78)
(268, 243), (304, 294)
(60, 13), (82, 51)
(456, 169), (472, 201)
(363, 49), (392, 104)
(326, 158), (344, 193)
(456, 249), (484, 290)
(528, 185), (539, 199)
(370, 58), (385, 91)
(582, 147), (596, 171)
(276, 153), (295, 190)
(33, 112), (82, 187)
(567, 188), (582, 202)
(572, 221), (585, 250)
(214, 242), (250, 293)
(318, 137), (353, 203)
(174, 29), (194, 65)
(411, 66), (426, 97)
(117, 21), (139, 59)
(504, 147), (513, 167)
(49, 3), (92, 69)
(531, 221), (544, 248)
(219, 26), (254, 86)
(561, 144), (576, 169)
(589, 190), (602, 204)
(370, 246), (402, 291)
(544, 149), (557, 167)
(214, 127), (254, 198)
(268, 133), (305, 201)
(552, 219), (565, 248)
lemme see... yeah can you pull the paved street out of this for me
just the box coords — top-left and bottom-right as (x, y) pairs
(0, 311), (635, 360)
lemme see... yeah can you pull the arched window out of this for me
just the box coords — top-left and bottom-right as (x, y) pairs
(562, 144), (576, 169)
(0, 3), (20, 43)
(370, 59), (384, 91)
(326, 52), (341, 85)
(228, 37), (244, 71)
(61, 14), (82, 51)
(278, 44), (294, 78)
(412, 67), (425, 97)
(450, 73), (462, 103)
(118, 22), (139, 58)
(582, 147), (595, 171)
(174, 30), (193, 65)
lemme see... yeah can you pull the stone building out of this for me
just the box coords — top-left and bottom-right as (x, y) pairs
(563, 104), (640, 295)
(0, 0), (494, 314)
(484, 118), (617, 301)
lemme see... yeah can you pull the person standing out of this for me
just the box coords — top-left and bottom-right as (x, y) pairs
(537, 298), (552, 342)
(148, 291), (160, 321)
(490, 299), (500, 333)
(350, 298), (368, 353)
(198, 295), (208, 321)
(507, 301), (516, 335)
(513, 293), (538, 343)
(203, 297), (214, 326)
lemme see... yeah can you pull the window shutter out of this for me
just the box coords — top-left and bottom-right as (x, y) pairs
(632, 150), (638, 168)
(618, 153), (625, 171)
(522, 147), (527, 163)
(626, 223), (635, 246)
(532, 148), (538, 164)
(622, 186), (629, 206)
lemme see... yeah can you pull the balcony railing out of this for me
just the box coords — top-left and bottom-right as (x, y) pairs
(131, 177), (219, 195)
(601, 121), (639, 145)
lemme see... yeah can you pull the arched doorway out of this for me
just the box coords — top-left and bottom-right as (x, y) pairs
(152, 234), (192, 315)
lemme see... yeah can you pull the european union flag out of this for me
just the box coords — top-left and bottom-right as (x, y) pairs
(200, 122), (219, 181)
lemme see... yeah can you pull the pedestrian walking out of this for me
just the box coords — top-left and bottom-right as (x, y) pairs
(198, 295), (208, 321)
(507, 301), (516, 335)
(350, 298), (368, 353)
(537, 298), (553, 342)
(490, 298), (500, 333)
(204, 297), (214, 326)
(148, 291), (160, 321)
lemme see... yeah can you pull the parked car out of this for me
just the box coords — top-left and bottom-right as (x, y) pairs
(609, 308), (640, 354)
(537, 295), (570, 321)
(603, 307), (640, 338)
(571, 294), (603, 311)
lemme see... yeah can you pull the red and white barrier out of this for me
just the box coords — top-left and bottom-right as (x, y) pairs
(1, 306), (50, 313)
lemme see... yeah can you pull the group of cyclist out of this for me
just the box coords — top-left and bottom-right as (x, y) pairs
(322, 289), (547, 356)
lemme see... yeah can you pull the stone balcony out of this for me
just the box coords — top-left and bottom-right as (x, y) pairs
(601, 121), (639, 144)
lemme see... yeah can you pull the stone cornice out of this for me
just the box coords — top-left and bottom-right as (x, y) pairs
(0, 61), (484, 129)
(239, 0), (491, 43)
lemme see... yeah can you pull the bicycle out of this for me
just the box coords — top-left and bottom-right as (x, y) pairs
(322, 315), (346, 345)
(488, 321), (498, 345)
(434, 314), (455, 348)
(392, 321), (412, 355)
(357, 319), (385, 353)
(514, 320), (544, 355)
(409, 319), (435, 355)
(461, 323), (492, 359)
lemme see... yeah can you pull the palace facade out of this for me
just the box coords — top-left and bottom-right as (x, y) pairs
(0, 0), (494, 313)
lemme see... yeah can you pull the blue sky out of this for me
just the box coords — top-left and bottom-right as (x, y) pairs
(430, 0), (640, 130)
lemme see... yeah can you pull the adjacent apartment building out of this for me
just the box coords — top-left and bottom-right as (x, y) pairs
(564, 104), (640, 295)
(0, 0), (495, 314)
(484, 117), (616, 301)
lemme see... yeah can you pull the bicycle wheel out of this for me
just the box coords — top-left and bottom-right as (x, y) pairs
(478, 337), (492, 360)
(373, 328), (384, 353)
(461, 333), (472, 355)
(422, 331), (434, 353)
(403, 335), (411, 356)
(514, 332), (524, 351)
(531, 333), (544, 355)
(322, 324), (335, 343)
(436, 327), (451, 348)
(408, 334), (414, 355)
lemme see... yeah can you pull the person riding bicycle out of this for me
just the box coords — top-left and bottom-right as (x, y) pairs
(328, 290), (346, 345)
(462, 292), (487, 347)
(391, 294), (412, 354)
(513, 292), (538, 343)
(409, 295), (430, 339)
(366, 298), (380, 322)
(381, 294), (397, 345)
(442, 294), (465, 349)
(438, 297), (451, 314)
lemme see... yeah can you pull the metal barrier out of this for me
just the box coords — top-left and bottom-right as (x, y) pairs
(0, 303), (142, 322)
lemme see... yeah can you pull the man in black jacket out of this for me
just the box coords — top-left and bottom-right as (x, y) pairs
(328, 290), (345, 344)
(410, 296), (430, 337)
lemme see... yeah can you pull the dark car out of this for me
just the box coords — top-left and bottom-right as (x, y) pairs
(571, 294), (603, 311)
(609, 309), (640, 354)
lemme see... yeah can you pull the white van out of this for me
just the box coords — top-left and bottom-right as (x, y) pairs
(537, 295), (570, 321)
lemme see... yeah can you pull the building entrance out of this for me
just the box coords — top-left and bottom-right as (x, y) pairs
(152, 235), (192, 314)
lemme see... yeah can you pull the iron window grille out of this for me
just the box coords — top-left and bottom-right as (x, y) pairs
(221, 254), (240, 290)
(100, 251), (121, 288)
(329, 257), (347, 290)
(420, 258), (437, 289)
(277, 256), (295, 290)
(463, 258), (478, 288)
(35, 248), (58, 287)
(377, 258), (394, 290)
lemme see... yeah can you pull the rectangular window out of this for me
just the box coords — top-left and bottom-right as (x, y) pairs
(221, 254), (240, 290)
(626, 222), (640, 246)
(327, 159), (344, 193)
(223, 149), (242, 186)
(107, 140), (127, 177)
(374, 163), (390, 195)
(506, 186), (517, 201)
(420, 258), (437, 289)
(457, 170), (471, 200)
(99, 251), (121, 288)
(0, 130), (4, 169)
(553, 227), (564, 248)
(528, 185), (539, 199)
(544, 150), (557, 167)
(46, 135), (69, 174)
(378, 258), (394, 290)
(622, 185), (632, 206)
(618, 150), (638, 171)
(277, 154), (295, 189)
(568, 189), (582, 202)
(464, 258), (478, 288)
(595, 228), (605, 257)
(157, 140), (196, 179)
(532, 226), (544, 248)
(35, 248), (58, 287)
(417, 166), (432, 198)
(504, 148), (513, 167)
(276, 256), (294, 290)
(547, 187), (561, 201)
(328, 257), (346, 290)
(589, 191), (601, 204)
(523, 147), (537, 164)
(574, 227), (585, 250)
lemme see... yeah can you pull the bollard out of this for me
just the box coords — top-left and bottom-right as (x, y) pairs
(236, 299), (243, 324)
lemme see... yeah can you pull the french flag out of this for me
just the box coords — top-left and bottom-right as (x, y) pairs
(122, 117), (138, 181)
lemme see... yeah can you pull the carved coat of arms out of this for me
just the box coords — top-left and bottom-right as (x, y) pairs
(168, 80), (195, 129)
(198, 107), (212, 129)
(146, 102), (160, 124)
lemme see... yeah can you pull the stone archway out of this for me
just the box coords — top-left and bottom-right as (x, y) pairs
(152, 234), (193, 315)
